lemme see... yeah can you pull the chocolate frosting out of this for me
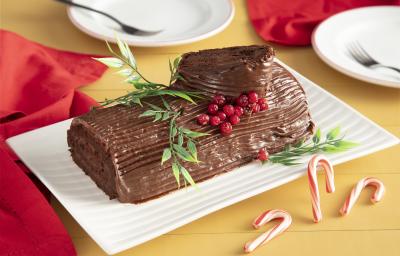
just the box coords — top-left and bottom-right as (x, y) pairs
(67, 46), (314, 204)
(175, 45), (274, 97)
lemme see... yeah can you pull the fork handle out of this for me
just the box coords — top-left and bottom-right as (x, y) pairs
(373, 64), (400, 74)
(55, 0), (123, 27)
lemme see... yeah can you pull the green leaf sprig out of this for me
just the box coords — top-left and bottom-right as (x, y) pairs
(139, 99), (208, 187)
(264, 126), (359, 166)
(93, 38), (209, 187)
(93, 38), (202, 107)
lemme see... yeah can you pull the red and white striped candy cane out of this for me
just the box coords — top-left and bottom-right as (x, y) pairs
(339, 177), (385, 216)
(244, 209), (292, 253)
(307, 154), (335, 223)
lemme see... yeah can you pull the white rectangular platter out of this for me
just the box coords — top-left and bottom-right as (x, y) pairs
(6, 61), (399, 255)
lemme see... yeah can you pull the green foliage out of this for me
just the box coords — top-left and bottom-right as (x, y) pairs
(312, 128), (321, 144)
(137, 98), (208, 186)
(93, 37), (209, 187)
(265, 126), (359, 166)
(161, 113), (208, 187)
(94, 38), (203, 108)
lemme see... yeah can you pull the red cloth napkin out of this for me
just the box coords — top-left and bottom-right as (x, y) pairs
(247, 0), (400, 46)
(0, 30), (107, 255)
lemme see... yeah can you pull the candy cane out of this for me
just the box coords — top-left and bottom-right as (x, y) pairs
(244, 209), (292, 253)
(307, 155), (335, 223)
(339, 177), (385, 216)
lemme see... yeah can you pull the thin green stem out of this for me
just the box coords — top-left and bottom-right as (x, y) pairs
(267, 132), (357, 166)
(97, 39), (207, 187)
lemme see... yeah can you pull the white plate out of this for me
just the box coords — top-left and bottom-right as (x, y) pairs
(67, 0), (234, 47)
(6, 60), (399, 255)
(312, 6), (400, 88)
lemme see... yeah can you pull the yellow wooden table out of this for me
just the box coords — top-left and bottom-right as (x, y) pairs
(2, 0), (400, 255)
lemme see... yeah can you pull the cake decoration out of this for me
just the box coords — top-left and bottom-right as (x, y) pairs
(261, 126), (358, 166)
(196, 113), (210, 125)
(243, 209), (292, 253)
(339, 177), (385, 216)
(93, 39), (210, 187)
(257, 148), (269, 161)
(198, 91), (270, 135)
(94, 40), (204, 108)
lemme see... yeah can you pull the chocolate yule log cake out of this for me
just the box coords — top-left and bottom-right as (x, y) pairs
(67, 45), (315, 203)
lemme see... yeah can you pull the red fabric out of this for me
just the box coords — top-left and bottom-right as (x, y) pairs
(0, 30), (107, 255)
(247, 0), (400, 46)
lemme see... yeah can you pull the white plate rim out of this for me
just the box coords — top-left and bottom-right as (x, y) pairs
(312, 6), (400, 89)
(6, 59), (400, 254)
(66, 0), (235, 47)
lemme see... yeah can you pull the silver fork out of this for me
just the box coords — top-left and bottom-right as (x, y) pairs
(55, 0), (162, 35)
(347, 42), (400, 74)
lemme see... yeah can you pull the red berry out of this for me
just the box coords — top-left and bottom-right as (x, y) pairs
(219, 122), (232, 136)
(229, 115), (240, 125)
(248, 91), (258, 104)
(197, 114), (209, 125)
(235, 94), (249, 107)
(208, 103), (219, 115)
(249, 103), (260, 113)
(210, 115), (221, 126)
(258, 98), (267, 104)
(223, 104), (235, 117)
(212, 94), (226, 106)
(259, 103), (268, 111)
(217, 111), (227, 121)
(258, 148), (269, 161)
(234, 106), (244, 117)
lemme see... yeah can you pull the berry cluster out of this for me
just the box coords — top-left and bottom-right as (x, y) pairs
(196, 92), (269, 136)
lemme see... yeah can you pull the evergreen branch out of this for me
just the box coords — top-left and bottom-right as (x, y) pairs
(139, 100), (208, 187)
(93, 38), (210, 187)
(93, 38), (203, 107)
(263, 126), (359, 166)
